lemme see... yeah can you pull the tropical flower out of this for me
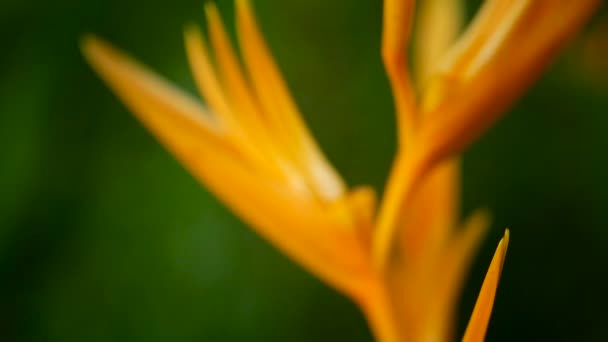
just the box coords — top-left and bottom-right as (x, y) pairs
(81, 0), (598, 341)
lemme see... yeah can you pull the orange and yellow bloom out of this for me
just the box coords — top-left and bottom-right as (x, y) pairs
(82, 0), (598, 341)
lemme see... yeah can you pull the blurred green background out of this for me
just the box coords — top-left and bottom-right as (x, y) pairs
(1, 0), (608, 341)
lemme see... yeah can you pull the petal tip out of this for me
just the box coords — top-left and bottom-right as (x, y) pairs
(204, 1), (221, 20)
(462, 228), (510, 342)
(498, 228), (510, 267)
(80, 34), (103, 60)
(183, 22), (199, 36)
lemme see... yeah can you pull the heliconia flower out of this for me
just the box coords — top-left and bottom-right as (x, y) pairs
(81, 0), (597, 341)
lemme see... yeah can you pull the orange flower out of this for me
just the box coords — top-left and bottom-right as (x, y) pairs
(82, 0), (597, 341)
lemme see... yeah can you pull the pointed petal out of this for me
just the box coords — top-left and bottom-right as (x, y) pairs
(183, 25), (238, 131)
(203, 3), (268, 136)
(419, 0), (599, 167)
(381, 0), (417, 145)
(80, 37), (287, 232)
(436, 0), (520, 80)
(183, 24), (287, 185)
(204, 3), (314, 197)
(463, 229), (510, 342)
(385, 209), (489, 342)
(81, 35), (238, 162)
(413, 0), (463, 89)
(203, 5), (287, 172)
(83, 34), (293, 189)
(420, 209), (490, 341)
(81, 36), (369, 296)
(235, 0), (346, 202)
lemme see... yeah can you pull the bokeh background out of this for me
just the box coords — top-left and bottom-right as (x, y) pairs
(1, 0), (608, 341)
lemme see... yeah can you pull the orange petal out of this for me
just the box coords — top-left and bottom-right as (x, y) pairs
(462, 229), (510, 342)
(420, 209), (490, 341)
(81, 35), (238, 163)
(346, 186), (378, 241)
(183, 25), (236, 131)
(81, 36), (370, 296)
(413, 0), (463, 89)
(377, 0), (461, 268)
(372, 148), (434, 268)
(419, 0), (599, 167)
(397, 157), (460, 262)
(184, 24), (285, 180)
(204, 3), (289, 164)
(235, 0), (346, 203)
(436, 0), (519, 80)
(203, 3), (268, 138)
(381, 0), (417, 145)
(386, 209), (489, 342)
(372, 153), (415, 268)
(198, 3), (314, 197)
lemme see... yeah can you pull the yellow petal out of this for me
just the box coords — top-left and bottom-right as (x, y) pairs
(419, 0), (599, 167)
(372, 149), (434, 268)
(346, 186), (378, 241)
(376, 0), (463, 268)
(455, 0), (532, 80)
(381, 0), (417, 145)
(235, 0), (347, 203)
(462, 229), (510, 342)
(397, 157), (460, 262)
(184, 24), (291, 182)
(202, 5), (297, 179)
(358, 283), (404, 342)
(437, 0), (520, 80)
(80, 35), (239, 163)
(203, 3), (269, 141)
(413, 0), (463, 89)
(81, 36), (370, 297)
(187, 11), (313, 201)
(194, 147), (371, 298)
(183, 25), (237, 132)
(420, 209), (490, 342)
(372, 153), (416, 268)
(386, 209), (489, 342)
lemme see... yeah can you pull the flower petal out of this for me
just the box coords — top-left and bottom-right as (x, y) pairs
(183, 25), (237, 132)
(235, 0), (347, 203)
(436, 0), (521, 80)
(397, 158), (460, 261)
(202, 3), (270, 143)
(413, 0), (463, 89)
(372, 152), (419, 268)
(419, 0), (599, 166)
(196, 6), (314, 199)
(346, 186), (377, 241)
(81, 35), (240, 164)
(462, 229), (510, 342)
(421, 209), (490, 341)
(81, 36), (370, 296)
(381, 0), (417, 145)
(386, 209), (489, 342)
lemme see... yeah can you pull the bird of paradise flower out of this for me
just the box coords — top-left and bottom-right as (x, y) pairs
(81, 0), (598, 341)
